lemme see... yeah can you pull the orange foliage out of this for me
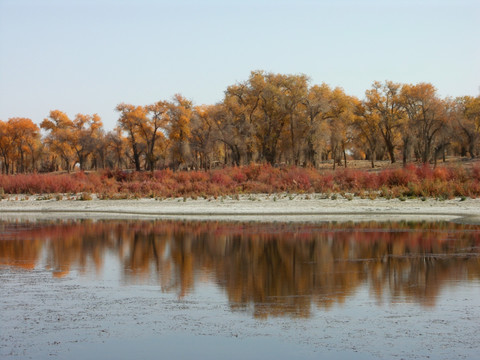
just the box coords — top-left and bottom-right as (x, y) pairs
(2, 73), (480, 174)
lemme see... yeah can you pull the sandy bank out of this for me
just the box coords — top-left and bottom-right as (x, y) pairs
(1, 194), (480, 223)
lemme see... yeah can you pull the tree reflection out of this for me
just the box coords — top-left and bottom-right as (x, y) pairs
(1, 220), (479, 317)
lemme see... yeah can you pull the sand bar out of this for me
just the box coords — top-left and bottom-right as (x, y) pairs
(1, 194), (480, 223)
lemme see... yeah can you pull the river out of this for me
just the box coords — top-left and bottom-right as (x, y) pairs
(1, 219), (479, 359)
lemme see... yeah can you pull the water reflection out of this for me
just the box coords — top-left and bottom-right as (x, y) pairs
(1, 220), (480, 317)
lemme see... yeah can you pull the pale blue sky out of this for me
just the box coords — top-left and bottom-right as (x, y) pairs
(1, 0), (479, 130)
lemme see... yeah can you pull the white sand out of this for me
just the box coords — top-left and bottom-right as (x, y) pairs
(1, 194), (479, 223)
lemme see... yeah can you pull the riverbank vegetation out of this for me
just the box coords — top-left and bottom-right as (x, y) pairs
(1, 163), (479, 200)
(1, 71), (479, 174)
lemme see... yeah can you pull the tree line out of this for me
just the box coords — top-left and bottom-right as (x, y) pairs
(1, 71), (479, 174)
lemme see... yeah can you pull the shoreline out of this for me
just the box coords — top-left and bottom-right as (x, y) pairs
(1, 194), (480, 223)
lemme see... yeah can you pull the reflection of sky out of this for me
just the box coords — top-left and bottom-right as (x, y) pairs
(66, 333), (371, 360)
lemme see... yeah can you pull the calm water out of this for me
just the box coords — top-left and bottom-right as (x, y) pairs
(1, 219), (480, 359)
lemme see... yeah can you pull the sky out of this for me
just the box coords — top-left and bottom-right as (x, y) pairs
(1, 0), (479, 130)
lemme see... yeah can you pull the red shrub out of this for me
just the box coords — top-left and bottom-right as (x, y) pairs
(379, 168), (417, 187)
(445, 166), (468, 182)
(333, 169), (364, 190)
(154, 169), (173, 182)
(1, 163), (479, 198)
(472, 164), (480, 181)
(231, 168), (247, 183)
(360, 172), (380, 190)
(211, 171), (234, 187)
(433, 167), (449, 181)
(188, 171), (209, 183)
(243, 164), (262, 181)
(311, 173), (334, 193)
(174, 172), (189, 184)
(282, 167), (311, 191)
(415, 164), (434, 180)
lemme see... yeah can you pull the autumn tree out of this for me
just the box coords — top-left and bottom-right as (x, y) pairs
(92, 130), (108, 170)
(225, 71), (305, 165)
(115, 104), (146, 171)
(104, 128), (128, 169)
(223, 83), (257, 165)
(167, 94), (193, 169)
(432, 99), (456, 165)
(327, 88), (356, 169)
(41, 111), (103, 171)
(453, 96), (480, 158)
(254, 72), (292, 164)
(8, 117), (40, 173)
(401, 83), (447, 163)
(364, 81), (404, 163)
(301, 84), (333, 167)
(353, 102), (381, 168)
(280, 74), (309, 165)
(41, 110), (75, 172)
(142, 101), (169, 170)
(70, 113), (103, 170)
(190, 105), (223, 170)
(0, 120), (14, 173)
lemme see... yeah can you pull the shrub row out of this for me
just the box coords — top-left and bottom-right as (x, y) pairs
(1, 163), (480, 199)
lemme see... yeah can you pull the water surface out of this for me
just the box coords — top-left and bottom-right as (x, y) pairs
(1, 219), (479, 359)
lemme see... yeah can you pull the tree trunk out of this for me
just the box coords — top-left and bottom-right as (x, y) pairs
(332, 147), (336, 170)
(232, 145), (241, 166)
(65, 159), (70, 173)
(79, 154), (85, 171)
(265, 149), (276, 166)
(3, 158), (9, 174)
(290, 114), (299, 165)
(402, 135), (411, 167)
(132, 143), (141, 171)
(386, 143), (396, 164)
(30, 148), (36, 173)
(19, 149), (25, 173)
(423, 138), (431, 164)
(469, 142), (476, 159)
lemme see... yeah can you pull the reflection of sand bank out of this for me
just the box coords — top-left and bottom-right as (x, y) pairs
(1, 195), (480, 223)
